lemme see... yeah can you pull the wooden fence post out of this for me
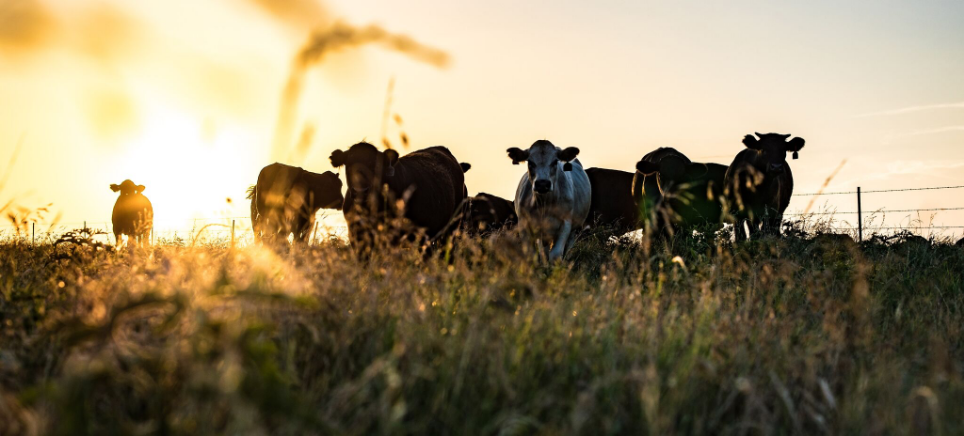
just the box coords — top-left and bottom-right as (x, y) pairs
(32, 222), (35, 245)
(231, 220), (236, 249)
(857, 187), (863, 242)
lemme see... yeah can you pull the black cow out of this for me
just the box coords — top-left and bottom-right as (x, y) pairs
(329, 142), (466, 253)
(635, 148), (727, 237)
(585, 168), (640, 236)
(723, 132), (805, 240)
(110, 179), (153, 247)
(461, 192), (518, 236)
(249, 163), (344, 244)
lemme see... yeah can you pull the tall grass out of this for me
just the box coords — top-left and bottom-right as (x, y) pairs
(1, 223), (962, 435)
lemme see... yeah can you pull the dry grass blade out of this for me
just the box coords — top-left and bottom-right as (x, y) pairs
(803, 159), (847, 214)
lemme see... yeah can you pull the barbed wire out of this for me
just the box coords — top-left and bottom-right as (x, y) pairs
(786, 206), (964, 216)
(794, 184), (964, 197)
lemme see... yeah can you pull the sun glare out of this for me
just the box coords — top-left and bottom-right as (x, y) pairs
(113, 103), (257, 229)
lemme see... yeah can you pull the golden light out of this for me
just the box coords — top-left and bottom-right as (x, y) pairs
(112, 101), (258, 229)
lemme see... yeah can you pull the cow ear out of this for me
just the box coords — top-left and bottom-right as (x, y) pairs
(558, 147), (580, 162)
(786, 137), (805, 159)
(742, 134), (762, 150)
(506, 147), (529, 165)
(110, 184), (121, 192)
(636, 160), (659, 175)
(137, 185), (146, 193)
(330, 149), (346, 167)
(384, 149), (399, 166)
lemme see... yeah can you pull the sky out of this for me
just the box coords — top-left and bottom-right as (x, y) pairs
(1, 0), (963, 237)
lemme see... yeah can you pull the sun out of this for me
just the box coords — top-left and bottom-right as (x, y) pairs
(113, 103), (259, 230)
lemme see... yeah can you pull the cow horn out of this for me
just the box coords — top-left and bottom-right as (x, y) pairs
(755, 132), (763, 138)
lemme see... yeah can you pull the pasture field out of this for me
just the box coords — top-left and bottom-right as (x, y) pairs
(1, 225), (963, 435)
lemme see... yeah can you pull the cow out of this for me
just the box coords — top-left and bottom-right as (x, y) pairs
(459, 192), (518, 236)
(634, 147), (728, 237)
(248, 163), (344, 245)
(723, 132), (805, 241)
(507, 140), (591, 260)
(110, 179), (153, 247)
(584, 168), (640, 236)
(329, 142), (466, 253)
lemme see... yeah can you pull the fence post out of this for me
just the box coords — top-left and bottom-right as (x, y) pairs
(32, 222), (35, 245)
(857, 187), (863, 242)
(231, 220), (236, 249)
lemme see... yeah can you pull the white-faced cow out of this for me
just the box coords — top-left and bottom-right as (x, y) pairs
(249, 163), (344, 245)
(507, 140), (591, 260)
(723, 132), (805, 240)
(110, 179), (153, 247)
(635, 147), (728, 237)
(330, 142), (466, 254)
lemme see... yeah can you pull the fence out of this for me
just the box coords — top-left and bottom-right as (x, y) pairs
(4, 183), (964, 245)
(0, 212), (349, 247)
(785, 184), (964, 241)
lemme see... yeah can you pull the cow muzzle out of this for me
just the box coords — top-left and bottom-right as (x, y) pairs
(768, 163), (785, 173)
(533, 179), (552, 194)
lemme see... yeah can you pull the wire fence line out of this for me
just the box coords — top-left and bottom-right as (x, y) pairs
(3, 183), (964, 241)
(792, 184), (964, 197)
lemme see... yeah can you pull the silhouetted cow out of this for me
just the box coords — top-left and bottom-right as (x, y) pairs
(723, 132), (805, 240)
(585, 168), (640, 236)
(461, 192), (518, 236)
(110, 179), (153, 247)
(330, 142), (466, 253)
(508, 140), (591, 260)
(635, 147), (727, 237)
(249, 163), (344, 244)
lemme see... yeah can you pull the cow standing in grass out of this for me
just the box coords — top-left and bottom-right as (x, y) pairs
(110, 179), (153, 247)
(508, 140), (591, 260)
(585, 168), (640, 236)
(634, 147), (728, 237)
(330, 142), (466, 254)
(249, 163), (344, 245)
(724, 132), (805, 240)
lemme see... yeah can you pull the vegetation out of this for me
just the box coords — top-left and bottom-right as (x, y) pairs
(1, 222), (962, 435)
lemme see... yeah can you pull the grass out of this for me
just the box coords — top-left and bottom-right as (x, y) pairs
(1, 222), (962, 435)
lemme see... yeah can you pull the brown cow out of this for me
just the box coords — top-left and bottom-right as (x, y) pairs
(330, 142), (466, 253)
(723, 132), (805, 240)
(110, 179), (153, 247)
(585, 168), (640, 236)
(249, 163), (344, 245)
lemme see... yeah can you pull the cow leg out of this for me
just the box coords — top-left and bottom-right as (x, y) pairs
(763, 215), (783, 237)
(549, 220), (572, 261)
(733, 219), (749, 242)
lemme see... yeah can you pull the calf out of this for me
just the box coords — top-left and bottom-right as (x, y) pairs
(249, 163), (344, 244)
(507, 140), (591, 260)
(635, 148), (727, 237)
(330, 142), (466, 253)
(110, 180), (153, 247)
(723, 132), (805, 240)
(461, 192), (518, 236)
(585, 168), (640, 236)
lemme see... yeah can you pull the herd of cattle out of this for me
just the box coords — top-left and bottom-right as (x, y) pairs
(109, 132), (807, 257)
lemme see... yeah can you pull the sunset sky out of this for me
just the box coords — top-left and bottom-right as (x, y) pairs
(2, 0), (963, 236)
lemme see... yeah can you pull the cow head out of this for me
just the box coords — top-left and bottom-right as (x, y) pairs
(742, 132), (805, 174)
(507, 140), (579, 195)
(305, 171), (345, 209)
(636, 154), (690, 188)
(110, 179), (145, 196)
(330, 142), (399, 203)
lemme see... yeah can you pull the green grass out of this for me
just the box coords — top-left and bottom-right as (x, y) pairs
(1, 226), (962, 435)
